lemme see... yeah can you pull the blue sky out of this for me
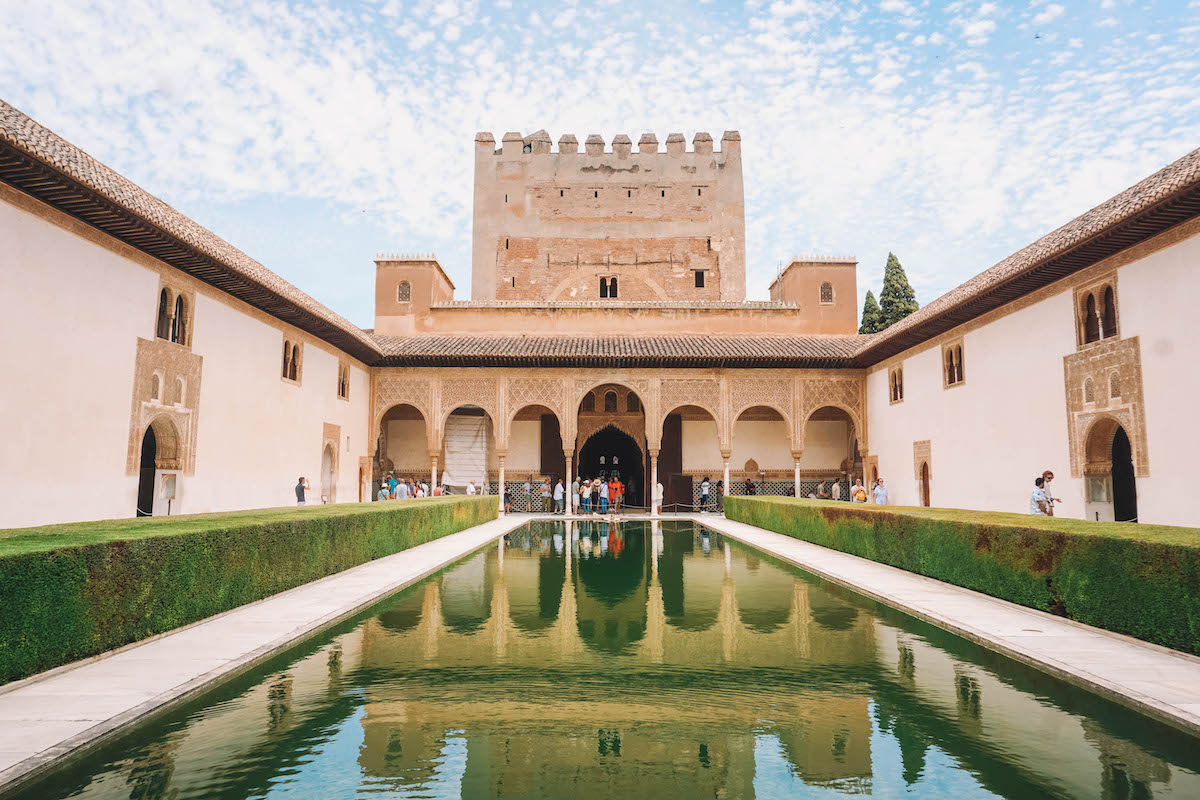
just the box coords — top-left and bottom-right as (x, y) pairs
(2, 0), (1198, 327)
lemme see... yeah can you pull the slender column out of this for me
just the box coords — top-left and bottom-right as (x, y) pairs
(649, 449), (659, 516)
(497, 453), (506, 514)
(430, 454), (439, 493)
(722, 452), (731, 503)
(565, 454), (574, 514)
(793, 453), (802, 498)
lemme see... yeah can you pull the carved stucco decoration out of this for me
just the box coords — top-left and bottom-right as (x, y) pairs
(374, 376), (433, 430)
(440, 377), (500, 427)
(126, 337), (203, 475)
(1064, 336), (1149, 478)
(658, 378), (721, 424)
(799, 375), (867, 454)
(912, 440), (931, 480)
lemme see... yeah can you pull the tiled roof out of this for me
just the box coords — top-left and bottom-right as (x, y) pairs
(372, 334), (866, 367)
(857, 143), (1200, 362)
(0, 99), (382, 361)
(433, 300), (799, 310)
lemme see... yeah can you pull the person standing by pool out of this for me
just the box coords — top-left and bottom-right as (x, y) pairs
(295, 477), (310, 505)
(554, 478), (564, 514)
(873, 478), (888, 505)
(467, 481), (477, 495)
(580, 478), (591, 512)
(591, 479), (601, 514)
(851, 478), (867, 503)
(654, 479), (664, 515)
(599, 478), (610, 514)
(377, 482), (389, 501)
(832, 479), (842, 501)
(700, 476), (710, 512)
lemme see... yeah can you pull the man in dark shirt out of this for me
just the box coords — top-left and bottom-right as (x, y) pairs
(295, 477), (310, 505)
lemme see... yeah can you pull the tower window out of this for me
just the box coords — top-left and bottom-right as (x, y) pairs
(604, 391), (618, 413)
(697, 188), (702, 196)
(156, 288), (171, 340)
(397, 281), (411, 302)
(505, 238), (509, 249)
(627, 189), (631, 198)
(594, 190), (598, 198)
(661, 190), (665, 197)
(695, 271), (705, 288)
(504, 194), (508, 203)
(523, 143), (531, 153)
(560, 189), (564, 197)
(819, 282), (834, 304)
(889, 366), (904, 403)
(512, 277), (516, 288)
(609, 276), (618, 298)
(600, 277), (608, 299)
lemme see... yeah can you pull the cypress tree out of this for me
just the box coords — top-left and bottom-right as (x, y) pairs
(879, 252), (918, 328)
(858, 290), (884, 334)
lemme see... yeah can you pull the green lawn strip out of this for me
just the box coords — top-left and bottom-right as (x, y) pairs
(724, 496), (1200, 655)
(0, 497), (497, 684)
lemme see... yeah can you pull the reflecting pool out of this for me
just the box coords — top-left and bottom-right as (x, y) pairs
(10, 520), (1200, 799)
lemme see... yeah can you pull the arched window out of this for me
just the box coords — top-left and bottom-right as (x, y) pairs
(337, 366), (349, 399)
(609, 277), (618, 298)
(1109, 372), (1121, 399)
(890, 367), (904, 402)
(397, 281), (411, 303)
(170, 295), (186, 344)
(174, 377), (185, 406)
(289, 344), (300, 381)
(819, 282), (834, 304)
(955, 345), (964, 384)
(626, 392), (640, 412)
(150, 373), (161, 401)
(1101, 285), (1117, 339)
(1083, 294), (1100, 344)
(282, 341), (292, 379)
(1084, 378), (1095, 404)
(599, 277), (608, 299)
(156, 289), (171, 340)
(604, 390), (618, 413)
(581, 392), (595, 412)
(945, 350), (956, 385)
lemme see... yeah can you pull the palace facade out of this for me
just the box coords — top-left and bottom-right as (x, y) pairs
(1, 99), (1196, 528)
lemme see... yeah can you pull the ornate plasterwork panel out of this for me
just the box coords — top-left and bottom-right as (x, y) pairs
(912, 440), (931, 480)
(507, 377), (566, 424)
(321, 422), (341, 503)
(658, 378), (721, 421)
(1064, 336), (1148, 478)
(126, 338), (203, 475)
(440, 377), (499, 423)
(730, 377), (794, 424)
(577, 416), (647, 451)
(798, 375), (867, 453)
(375, 376), (432, 429)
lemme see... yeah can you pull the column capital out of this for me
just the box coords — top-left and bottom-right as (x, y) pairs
(720, 451), (732, 461)
(647, 448), (660, 458)
(791, 451), (803, 461)
(495, 449), (508, 459)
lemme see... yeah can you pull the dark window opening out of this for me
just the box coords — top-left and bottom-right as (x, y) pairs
(511, 276), (516, 288)
(627, 393), (640, 412)
(170, 295), (185, 344)
(697, 188), (702, 196)
(523, 143), (531, 153)
(609, 277), (618, 298)
(594, 190), (598, 198)
(600, 277), (608, 299)
(505, 238), (509, 249)
(1102, 285), (1117, 338)
(581, 392), (595, 412)
(604, 391), (618, 413)
(955, 345), (964, 383)
(156, 289), (171, 340)
(504, 194), (508, 203)
(627, 189), (631, 198)
(695, 271), (705, 288)
(706, 237), (711, 251)
(661, 190), (665, 197)
(560, 189), (564, 197)
(1084, 293), (1100, 343)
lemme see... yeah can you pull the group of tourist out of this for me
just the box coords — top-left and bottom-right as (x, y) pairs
(803, 477), (888, 504)
(574, 476), (625, 514)
(377, 473), (442, 501)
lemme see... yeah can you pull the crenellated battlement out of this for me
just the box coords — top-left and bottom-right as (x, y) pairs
(475, 129), (741, 157)
(375, 252), (439, 262)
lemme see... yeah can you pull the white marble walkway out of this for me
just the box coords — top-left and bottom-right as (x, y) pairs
(694, 513), (1200, 736)
(0, 513), (533, 792)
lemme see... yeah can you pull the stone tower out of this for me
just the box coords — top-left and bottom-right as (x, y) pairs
(471, 130), (746, 302)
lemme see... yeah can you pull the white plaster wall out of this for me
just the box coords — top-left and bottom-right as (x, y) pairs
(386, 420), (431, 471)
(183, 296), (370, 511)
(1114, 234), (1199, 526)
(682, 420), (721, 469)
(0, 196), (372, 527)
(0, 198), (147, 527)
(797, 420), (850, 470)
(507, 420), (541, 470)
(866, 291), (1078, 513)
(730, 420), (793, 469)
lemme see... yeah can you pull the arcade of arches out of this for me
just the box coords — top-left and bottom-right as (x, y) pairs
(371, 368), (867, 509)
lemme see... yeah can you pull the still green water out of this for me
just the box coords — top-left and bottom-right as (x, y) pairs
(11, 520), (1200, 799)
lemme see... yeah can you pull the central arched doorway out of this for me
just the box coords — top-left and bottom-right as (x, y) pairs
(578, 426), (645, 508)
(920, 462), (931, 507)
(1112, 426), (1137, 522)
(137, 426), (156, 517)
(320, 444), (336, 504)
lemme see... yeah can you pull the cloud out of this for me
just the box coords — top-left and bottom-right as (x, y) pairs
(1033, 3), (1065, 25)
(0, 0), (1195, 325)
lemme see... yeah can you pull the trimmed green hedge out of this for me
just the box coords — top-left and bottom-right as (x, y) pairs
(0, 496), (496, 683)
(724, 496), (1200, 655)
